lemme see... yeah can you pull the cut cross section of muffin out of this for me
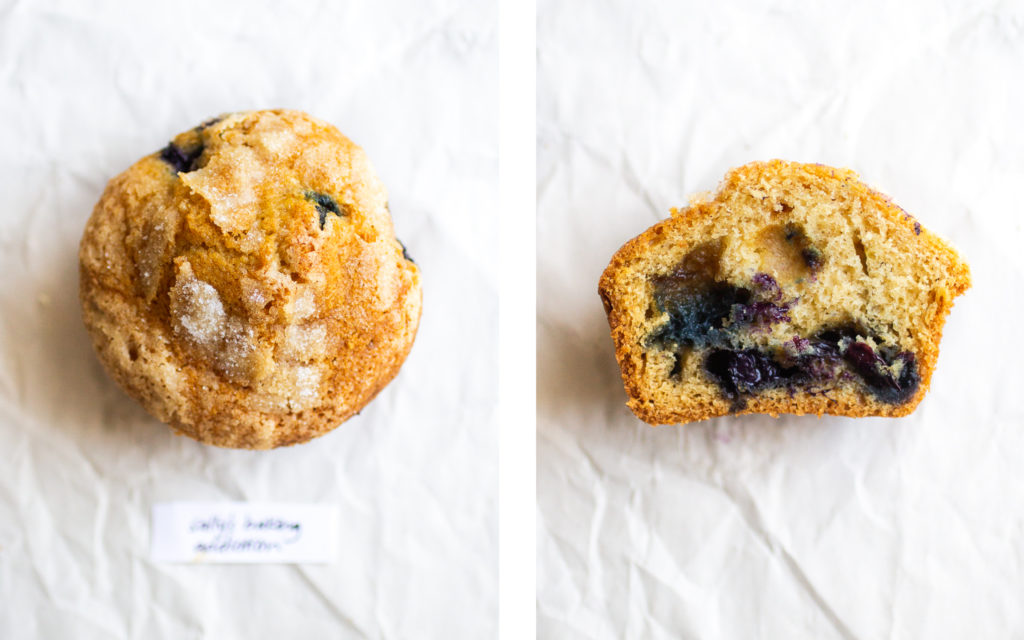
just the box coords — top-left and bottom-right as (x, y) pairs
(598, 160), (971, 425)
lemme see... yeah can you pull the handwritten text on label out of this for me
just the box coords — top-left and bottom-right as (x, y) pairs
(151, 502), (337, 564)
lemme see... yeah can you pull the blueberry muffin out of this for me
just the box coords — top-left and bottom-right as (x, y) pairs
(79, 110), (422, 449)
(599, 160), (970, 425)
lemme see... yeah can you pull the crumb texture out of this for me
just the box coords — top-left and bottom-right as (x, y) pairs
(598, 160), (970, 425)
(79, 110), (422, 448)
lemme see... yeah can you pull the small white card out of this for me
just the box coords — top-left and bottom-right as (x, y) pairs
(151, 502), (338, 564)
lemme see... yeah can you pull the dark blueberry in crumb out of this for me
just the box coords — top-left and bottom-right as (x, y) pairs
(649, 260), (795, 349)
(705, 349), (787, 397)
(198, 116), (223, 130)
(913, 222), (922, 235)
(160, 142), (204, 174)
(844, 343), (919, 404)
(733, 276), (793, 330)
(801, 247), (823, 271)
(891, 353), (919, 399)
(305, 191), (343, 229)
(826, 332), (920, 404)
(732, 300), (791, 330)
(877, 354), (918, 404)
(815, 325), (862, 347)
(669, 353), (684, 379)
(398, 239), (415, 263)
(800, 350), (842, 381)
(844, 341), (895, 390)
(779, 223), (825, 272)
(783, 334), (844, 382)
(807, 337), (842, 360)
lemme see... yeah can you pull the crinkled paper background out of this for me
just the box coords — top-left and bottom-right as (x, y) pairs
(0, 0), (496, 637)
(537, 1), (1024, 638)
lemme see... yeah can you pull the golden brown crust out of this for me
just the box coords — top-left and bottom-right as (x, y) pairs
(79, 110), (422, 448)
(599, 160), (971, 426)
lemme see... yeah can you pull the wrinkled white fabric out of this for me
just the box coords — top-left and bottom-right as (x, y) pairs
(0, 0), (496, 637)
(537, 1), (1024, 638)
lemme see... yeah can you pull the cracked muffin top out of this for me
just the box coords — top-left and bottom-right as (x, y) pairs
(80, 110), (422, 449)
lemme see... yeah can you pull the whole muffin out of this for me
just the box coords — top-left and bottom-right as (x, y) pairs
(79, 110), (422, 449)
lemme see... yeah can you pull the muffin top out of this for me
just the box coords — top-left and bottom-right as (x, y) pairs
(80, 110), (422, 448)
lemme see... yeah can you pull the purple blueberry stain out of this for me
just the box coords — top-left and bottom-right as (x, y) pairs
(788, 336), (811, 354)
(752, 272), (782, 301)
(731, 273), (794, 333)
(705, 348), (789, 401)
(698, 324), (919, 408)
(801, 247), (823, 271)
(731, 300), (791, 333)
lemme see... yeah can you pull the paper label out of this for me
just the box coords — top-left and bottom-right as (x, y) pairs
(151, 502), (338, 564)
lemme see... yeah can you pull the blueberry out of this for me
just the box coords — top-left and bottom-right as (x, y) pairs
(806, 337), (842, 360)
(704, 348), (791, 398)
(891, 352), (920, 398)
(731, 300), (791, 330)
(913, 222), (922, 235)
(398, 239), (415, 263)
(843, 342), (918, 403)
(814, 325), (861, 348)
(648, 282), (749, 349)
(814, 326), (919, 404)
(730, 274), (792, 332)
(698, 324), (919, 406)
(305, 191), (343, 229)
(198, 116), (223, 130)
(160, 142), (204, 174)
(844, 341), (895, 388)
(799, 352), (842, 381)
(669, 353), (684, 379)
(801, 247), (823, 271)
(782, 224), (824, 272)
(649, 264), (793, 349)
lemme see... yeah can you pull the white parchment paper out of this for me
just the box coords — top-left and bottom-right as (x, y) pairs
(537, 1), (1024, 638)
(0, 1), (496, 637)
